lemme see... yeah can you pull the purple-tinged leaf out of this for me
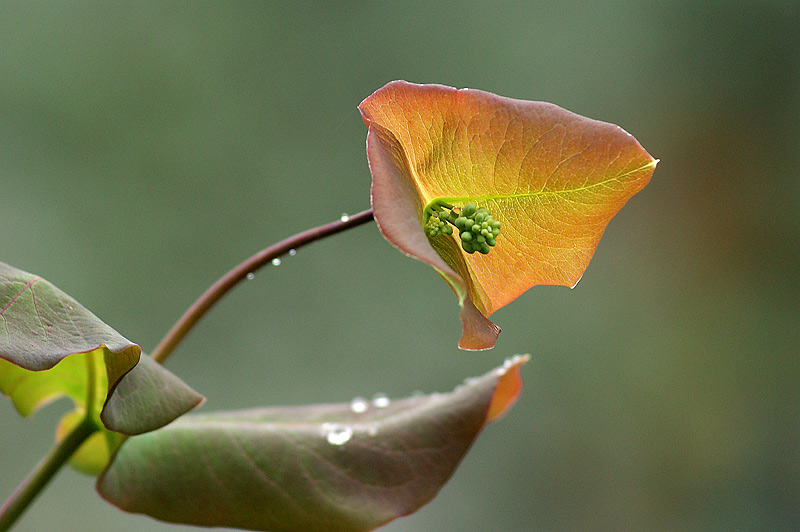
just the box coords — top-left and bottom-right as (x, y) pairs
(0, 261), (139, 414)
(0, 261), (203, 440)
(102, 353), (204, 435)
(97, 355), (528, 532)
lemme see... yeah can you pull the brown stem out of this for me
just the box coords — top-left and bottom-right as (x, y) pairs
(150, 209), (374, 365)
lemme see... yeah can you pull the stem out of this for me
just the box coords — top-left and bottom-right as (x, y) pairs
(0, 208), (375, 531)
(0, 332), (104, 531)
(0, 417), (96, 532)
(150, 208), (374, 364)
(85, 351), (98, 418)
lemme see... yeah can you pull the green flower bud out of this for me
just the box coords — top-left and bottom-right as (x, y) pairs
(422, 201), (500, 255)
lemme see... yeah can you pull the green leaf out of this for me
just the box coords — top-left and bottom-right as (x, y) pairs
(0, 261), (140, 396)
(360, 81), (657, 350)
(56, 408), (125, 476)
(0, 261), (203, 438)
(0, 348), (108, 417)
(97, 355), (529, 532)
(101, 353), (205, 435)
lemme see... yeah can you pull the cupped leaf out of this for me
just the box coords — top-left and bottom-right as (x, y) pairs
(0, 261), (203, 437)
(102, 353), (205, 435)
(360, 81), (657, 349)
(0, 260), (140, 389)
(97, 355), (529, 532)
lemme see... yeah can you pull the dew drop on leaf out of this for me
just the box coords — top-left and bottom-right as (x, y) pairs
(350, 397), (368, 413)
(321, 423), (353, 446)
(340, 213), (349, 222)
(372, 393), (390, 408)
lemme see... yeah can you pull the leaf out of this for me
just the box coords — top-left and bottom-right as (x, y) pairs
(359, 81), (657, 349)
(97, 355), (529, 532)
(56, 408), (125, 476)
(0, 347), (108, 417)
(0, 260), (140, 387)
(0, 261), (203, 437)
(101, 353), (205, 435)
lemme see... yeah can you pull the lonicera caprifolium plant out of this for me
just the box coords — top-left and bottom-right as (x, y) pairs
(0, 81), (656, 532)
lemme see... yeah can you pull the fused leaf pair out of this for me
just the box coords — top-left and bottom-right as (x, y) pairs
(360, 81), (657, 349)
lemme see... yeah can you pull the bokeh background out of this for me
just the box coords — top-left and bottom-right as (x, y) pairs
(1, 2), (798, 531)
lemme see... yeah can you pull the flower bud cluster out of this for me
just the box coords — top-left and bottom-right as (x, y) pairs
(424, 209), (455, 237)
(453, 203), (501, 254)
(424, 202), (501, 254)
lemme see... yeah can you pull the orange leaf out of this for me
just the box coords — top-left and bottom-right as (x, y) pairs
(360, 81), (656, 349)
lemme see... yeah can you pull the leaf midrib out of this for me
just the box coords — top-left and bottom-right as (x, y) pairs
(426, 159), (656, 207)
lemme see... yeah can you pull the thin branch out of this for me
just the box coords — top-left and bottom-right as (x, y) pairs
(150, 208), (375, 365)
(0, 417), (96, 532)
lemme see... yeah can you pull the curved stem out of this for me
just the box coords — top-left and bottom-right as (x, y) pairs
(150, 208), (374, 365)
(0, 417), (96, 532)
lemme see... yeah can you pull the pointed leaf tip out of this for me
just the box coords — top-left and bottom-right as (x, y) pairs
(361, 81), (656, 350)
(486, 354), (529, 423)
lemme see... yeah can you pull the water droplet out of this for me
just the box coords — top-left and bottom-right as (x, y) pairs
(340, 213), (349, 222)
(372, 393), (390, 408)
(289, 249), (297, 256)
(246, 272), (255, 280)
(350, 397), (368, 414)
(271, 258), (281, 266)
(321, 423), (352, 446)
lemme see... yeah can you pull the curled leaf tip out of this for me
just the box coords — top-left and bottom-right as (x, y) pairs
(486, 354), (529, 423)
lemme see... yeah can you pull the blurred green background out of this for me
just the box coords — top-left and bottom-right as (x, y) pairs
(1, 2), (798, 531)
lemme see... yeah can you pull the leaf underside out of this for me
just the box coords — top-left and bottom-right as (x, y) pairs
(97, 356), (528, 532)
